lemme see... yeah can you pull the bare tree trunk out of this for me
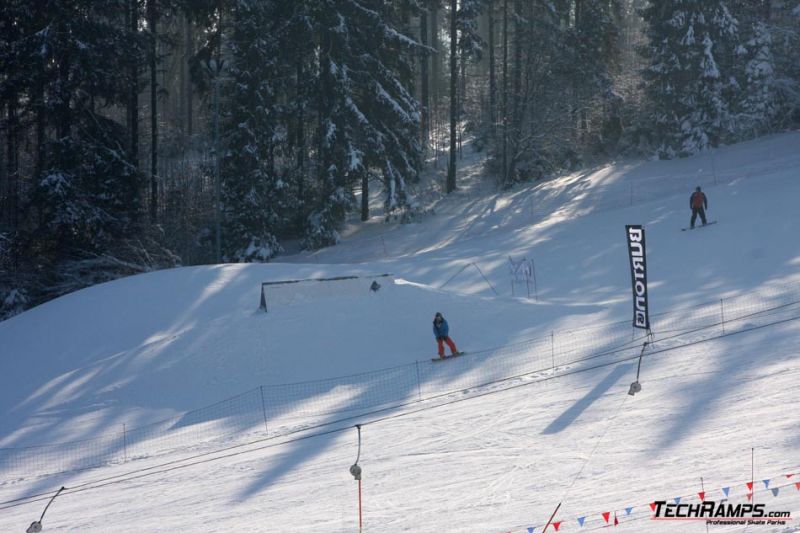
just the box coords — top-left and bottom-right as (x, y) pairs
(361, 173), (369, 221)
(488, 1), (496, 139)
(512, 0), (522, 121)
(446, 0), (457, 193)
(431, 2), (440, 120)
(296, 57), (306, 221)
(148, 0), (158, 223)
(501, 0), (508, 186)
(420, 3), (430, 149)
(128, 0), (139, 169)
(5, 97), (19, 231)
(184, 15), (194, 139)
(34, 79), (46, 182)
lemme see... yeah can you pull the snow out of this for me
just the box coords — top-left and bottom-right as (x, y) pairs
(2, 132), (800, 531)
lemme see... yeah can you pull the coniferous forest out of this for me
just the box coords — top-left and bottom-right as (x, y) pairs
(1, 0), (799, 319)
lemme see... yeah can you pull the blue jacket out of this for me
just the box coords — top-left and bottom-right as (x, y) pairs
(433, 318), (449, 339)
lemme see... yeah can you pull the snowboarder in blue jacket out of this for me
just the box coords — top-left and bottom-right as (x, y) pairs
(433, 312), (459, 358)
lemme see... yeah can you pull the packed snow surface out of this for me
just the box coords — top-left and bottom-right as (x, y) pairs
(2, 132), (800, 532)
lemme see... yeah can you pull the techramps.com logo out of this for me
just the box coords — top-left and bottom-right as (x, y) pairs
(651, 500), (792, 526)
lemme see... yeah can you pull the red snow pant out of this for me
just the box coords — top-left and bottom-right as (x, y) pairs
(437, 336), (458, 357)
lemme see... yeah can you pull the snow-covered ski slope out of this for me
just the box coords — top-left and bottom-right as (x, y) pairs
(2, 132), (800, 532)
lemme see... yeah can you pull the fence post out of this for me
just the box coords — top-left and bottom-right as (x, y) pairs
(720, 299), (725, 334)
(551, 331), (555, 372)
(415, 361), (422, 401)
(122, 424), (127, 462)
(259, 386), (269, 435)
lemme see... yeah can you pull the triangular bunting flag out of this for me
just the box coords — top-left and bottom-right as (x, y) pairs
(527, 528), (534, 533)
(577, 517), (585, 527)
(625, 507), (633, 516)
(614, 512), (619, 526)
(786, 474), (794, 479)
(698, 492), (705, 501)
(763, 479), (770, 489)
(795, 482), (800, 491)
(746, 482), (753, 491)
(553, 521), (562, 531)
(602, 512), (610, 523)
(771, 488), (779, 497)
(649, 502), (657, 512)
(747, 493), (753, 501)
(722, 487), (730, 497)
(673, 497), (681, 505)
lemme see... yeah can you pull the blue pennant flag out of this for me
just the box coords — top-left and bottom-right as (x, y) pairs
(763, 479), (770, 489)
(722, 487), (730, 497)
(771, 488), (779, 497)
(578, 517), (586, 527)
(674, 497), (681, 504)
(528, 528), (535, 533)
(625, 507), (633, 516)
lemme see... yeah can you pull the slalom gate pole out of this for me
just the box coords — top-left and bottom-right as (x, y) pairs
(358, 478), (363, 532)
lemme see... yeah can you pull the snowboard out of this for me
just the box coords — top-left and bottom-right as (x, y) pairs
(431, 351), (466, 362)
(682, 220), (717, 231)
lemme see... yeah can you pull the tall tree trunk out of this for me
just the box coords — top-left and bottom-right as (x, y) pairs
(501, 0), (509, 186)
(512, 0), (522, 121)
(56, 47), (71, 141)
(431, 2), (440, 116)
(184, 15), (194, 139)
(446, 0), (457, 193)
(420, 3), (430, 149)
(148, 0), (158, 223)
(488, 1), (496, 139)
(5, 97), (19, 231)
(360, 173), (369, 221)
(128, 0), (139, 169)
(34, 79), (46, 182)
(296, 56), (306, 225)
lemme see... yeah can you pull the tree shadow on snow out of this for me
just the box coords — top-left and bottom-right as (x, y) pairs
(542, 363), (632, 435)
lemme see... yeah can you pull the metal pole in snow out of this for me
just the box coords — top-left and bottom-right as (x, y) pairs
(358, 478), (363, 532)
(542, 502), (562, 532)
(259, 385), (269, 435)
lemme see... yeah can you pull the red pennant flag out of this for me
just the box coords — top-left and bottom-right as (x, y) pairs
(787, 474), (795, 479)
(602, 512), (610, 523)
(747, 493), (753, 501)
(614, 512), (619, 526)
(649, 502), (657, 512)
(746, 482), (753, 491)
(553, 521), (562, 531)
(698, 492), (705, 501)
(795, 482), (800, 490)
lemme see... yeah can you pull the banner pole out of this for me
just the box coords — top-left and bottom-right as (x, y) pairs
(542, 502), (562, 532)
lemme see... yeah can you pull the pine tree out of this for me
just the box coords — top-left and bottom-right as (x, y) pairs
(218, 0), (286, 261)
(641, 0), (739, 157)
(738, 20), (777, 135)
(305, 0), (423, 247)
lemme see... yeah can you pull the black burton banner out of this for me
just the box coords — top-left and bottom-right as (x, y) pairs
(625, 225), (650, 330)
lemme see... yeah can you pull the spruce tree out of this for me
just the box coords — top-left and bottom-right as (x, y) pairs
(218, 0), (286, 261)
(641, 0), (739, 157)
(305, 0), (422, 247)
